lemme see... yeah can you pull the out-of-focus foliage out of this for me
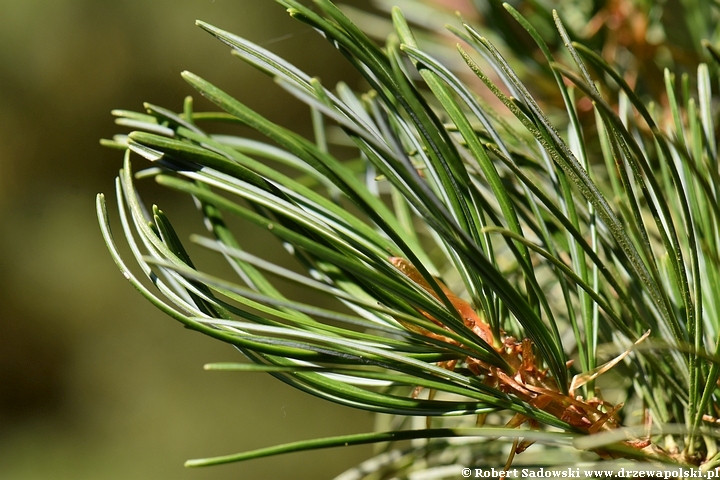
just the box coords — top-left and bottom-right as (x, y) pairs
(0, 1), (374, 479)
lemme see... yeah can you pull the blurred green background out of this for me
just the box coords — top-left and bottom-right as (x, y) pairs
(0, 1), (376, 478)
